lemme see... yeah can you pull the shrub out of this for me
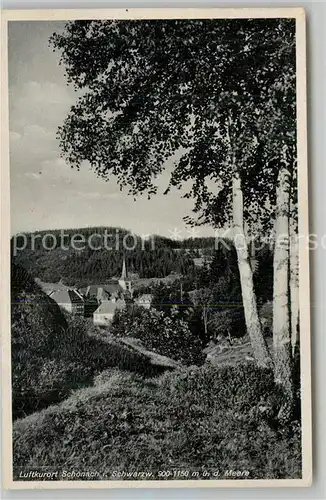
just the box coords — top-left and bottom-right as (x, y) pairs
(158, 363), (278, 414)
(150, 281), (193, 319)
(112, 307), (205, 366)
(208, 307), (246, 341)
(93, 368), (145, 388)
(54, 322), (157, 376)
(13, 316), (157, 419)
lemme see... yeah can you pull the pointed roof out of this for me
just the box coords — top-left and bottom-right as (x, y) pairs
(120, 255), (128, 280)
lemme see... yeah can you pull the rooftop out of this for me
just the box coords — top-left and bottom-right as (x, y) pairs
(50, 289), (83, 304)
(94, 298), (126, 315)
(86, 284), (122, 299)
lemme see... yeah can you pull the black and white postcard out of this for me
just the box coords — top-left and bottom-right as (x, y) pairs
(1, 8), (312, 489)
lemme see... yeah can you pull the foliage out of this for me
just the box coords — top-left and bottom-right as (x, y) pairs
(193, 242), (273, 341)
(202, 241), (273, 305)
(50, 17), (298, 380)
(260, 301), (273, 337)
(150, 281), (193, 319)
(50, 19), (296, 230)
(13, 363), (301, 480)
(253, 243), (274, 305)
(190, 287), (213, 337)
(208, 308), (246, 341)
(111, 306), (205, 366)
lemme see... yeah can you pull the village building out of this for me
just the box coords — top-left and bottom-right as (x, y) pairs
(49, 289), (84, 316)
(46, 256), (152, 326)
(135, 293), (153, 309)
(93, 296), (127, 326)
(193, 256), (213, 268)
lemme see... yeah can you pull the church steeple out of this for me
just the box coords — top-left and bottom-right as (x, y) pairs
(118, 255), (132, 293)
(120, 255), (128, 280)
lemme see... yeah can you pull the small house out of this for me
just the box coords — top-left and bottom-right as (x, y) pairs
(135, 293), (153, 309)
(93, 297), (126, 326)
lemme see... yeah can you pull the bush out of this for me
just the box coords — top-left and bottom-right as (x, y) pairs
(208, 307), (246, 341)
(93, 368), (145, 388)
(13, 363), (302, 480)
(112, 307), (205, 366)
(54, 321), (159, 377)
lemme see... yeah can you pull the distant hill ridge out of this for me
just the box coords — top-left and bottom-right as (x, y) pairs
(12, 226), (217, 248)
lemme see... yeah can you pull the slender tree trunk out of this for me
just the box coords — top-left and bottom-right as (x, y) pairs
(203, 307), (208, 337)
(232, 173), (272, 368)
(289, 216), (299, 356)
(273, 165), (293, 416)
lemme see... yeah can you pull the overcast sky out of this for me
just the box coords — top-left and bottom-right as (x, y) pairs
(8, 21), (215, 239)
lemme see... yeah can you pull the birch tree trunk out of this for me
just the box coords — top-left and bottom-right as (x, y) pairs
(203, 307), (208, 337)
(273, 166), (293, 411)
(232, 173), (272, 368)
(290, 211), (299, 356)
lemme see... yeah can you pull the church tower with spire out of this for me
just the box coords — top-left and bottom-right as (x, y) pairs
(118, 255), (132, 293)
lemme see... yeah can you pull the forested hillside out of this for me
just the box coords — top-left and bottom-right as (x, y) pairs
(12, 228), (273, 299)
(12, 227), (208, 285)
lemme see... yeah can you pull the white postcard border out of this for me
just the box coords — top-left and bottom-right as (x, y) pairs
(1, 7), (312, 490)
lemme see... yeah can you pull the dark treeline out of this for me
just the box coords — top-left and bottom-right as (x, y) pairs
(13, 247), (196, 285)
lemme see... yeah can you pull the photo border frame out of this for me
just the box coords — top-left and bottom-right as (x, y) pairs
(1, 6), (312, 490)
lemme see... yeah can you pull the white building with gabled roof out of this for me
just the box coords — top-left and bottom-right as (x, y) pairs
(93, 296), (127, 326)
(135, 293), (153, 309)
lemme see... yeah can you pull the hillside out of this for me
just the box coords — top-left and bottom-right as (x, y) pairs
(12, 227), (212, 286)
(13, 363), (302, 481)
(10, 264), (300, 482)
(10, 263), (172, 419)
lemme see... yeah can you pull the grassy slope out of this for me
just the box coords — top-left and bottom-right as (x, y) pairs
(205, 338), (273, 366)
(13, 363), (301, 481)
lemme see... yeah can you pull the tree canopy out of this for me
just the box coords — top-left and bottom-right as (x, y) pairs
(50, 18), (296, 230)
